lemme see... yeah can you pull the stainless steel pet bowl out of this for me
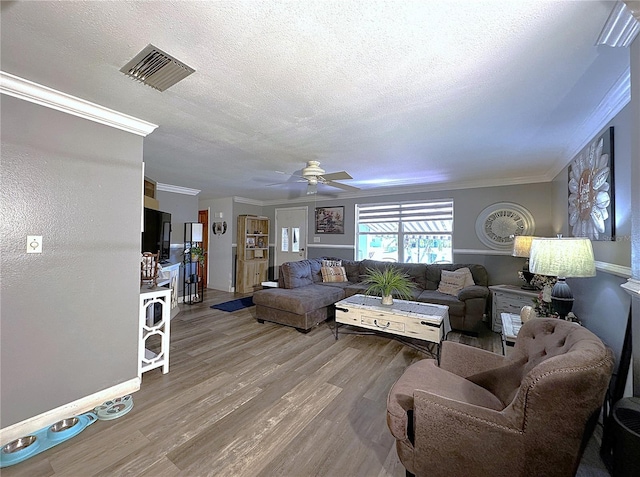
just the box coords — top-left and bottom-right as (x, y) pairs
(2, 436), (37, 454)
(49, 417), (79, 433)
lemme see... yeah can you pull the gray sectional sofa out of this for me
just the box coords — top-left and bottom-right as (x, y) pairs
(252, 258), (490, 333)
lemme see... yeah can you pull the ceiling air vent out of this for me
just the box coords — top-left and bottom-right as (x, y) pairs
(120, 44), (195, 92)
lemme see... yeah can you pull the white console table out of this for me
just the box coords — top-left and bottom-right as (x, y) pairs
(139, 287), (171, 377)
(157, 262), (180, 319)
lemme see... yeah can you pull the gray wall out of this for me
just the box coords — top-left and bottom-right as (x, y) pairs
(550, 104), (633, 372)
(261, 182), (557, 285)
(156, 189), (199, 265)
(199, 197), (234, 291)
(1, 96), (143, 427)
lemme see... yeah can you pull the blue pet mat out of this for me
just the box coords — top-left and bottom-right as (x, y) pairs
(210, 297), (254, 312)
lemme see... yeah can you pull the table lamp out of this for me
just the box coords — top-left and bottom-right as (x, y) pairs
(512, 235), (536, 289)
(529, 236), (596, 320)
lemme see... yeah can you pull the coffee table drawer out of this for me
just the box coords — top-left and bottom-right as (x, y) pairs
(405, 319), (442, 342)
(361, 314), (405, 333)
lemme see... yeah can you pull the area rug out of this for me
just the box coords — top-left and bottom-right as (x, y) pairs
(210, 297), (254, 312)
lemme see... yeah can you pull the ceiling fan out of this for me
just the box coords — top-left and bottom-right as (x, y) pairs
(277, 161), (360, 195)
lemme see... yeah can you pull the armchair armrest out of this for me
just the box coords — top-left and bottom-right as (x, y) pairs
(439, 341), (507, 377)
(457, 284), (490, 301)
(410, 388), (524, 476)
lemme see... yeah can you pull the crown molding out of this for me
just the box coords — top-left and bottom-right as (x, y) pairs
(597, 1), (640, 47)
(547, 66), (632, 181)
(0, 71), (158, 137)
(233, 196), (264, 206)
(156, 183), (200, 195)
(623, 1), (640, 20)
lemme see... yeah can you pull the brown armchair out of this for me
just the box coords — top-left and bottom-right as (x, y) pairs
(386, 318), (614, 477)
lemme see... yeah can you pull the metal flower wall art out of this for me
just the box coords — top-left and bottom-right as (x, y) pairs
(568, 127), (615, 241)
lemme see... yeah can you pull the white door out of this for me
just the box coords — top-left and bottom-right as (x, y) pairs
(274, 206), (308, 278)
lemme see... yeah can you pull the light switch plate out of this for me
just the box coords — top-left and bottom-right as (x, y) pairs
(314, 237), (320, 243)
(27, 235), (42, 253)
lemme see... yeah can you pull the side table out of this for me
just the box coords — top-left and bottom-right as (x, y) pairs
(489, 285), (538, 333)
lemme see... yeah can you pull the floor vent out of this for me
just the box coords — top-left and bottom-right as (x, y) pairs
(120, 44), (195, 92)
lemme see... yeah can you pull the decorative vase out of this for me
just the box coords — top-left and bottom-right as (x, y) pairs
(381, 294), (393, 305)
(520, 305), (536, 323)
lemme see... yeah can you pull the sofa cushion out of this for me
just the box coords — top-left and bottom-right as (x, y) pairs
(341, 260), (362, 282)
(281, 260), (313, 288)
(417, 290), (465, 317)
(437, 270), (467, 296)
(253, 284), (345, 315)
(456, 267), (475, 287)
(387, 359), (504, 427)
(426, 263), (488, 289)
(309, 258), (324, 283)
(321, 266), (348, 282)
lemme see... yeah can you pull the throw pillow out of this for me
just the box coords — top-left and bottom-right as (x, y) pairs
(322, 259), (342, 267)
(437, 270), (467, 296)
(456, 267), (475, 287)
(321, 266), (348, 283)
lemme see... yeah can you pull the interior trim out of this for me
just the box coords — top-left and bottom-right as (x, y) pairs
(595, 261), (633, 278)
(621, 278), (640, 296)
(156, 183), (201, 196)
(0, 378), (140, 445)
(454, 249), (513, 256)
(307, 243), (355, 249)
(0, 71), (158, 137)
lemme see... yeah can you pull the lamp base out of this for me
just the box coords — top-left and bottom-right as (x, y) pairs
(521, 268), (536, 290)
(551, 278), (574, 320)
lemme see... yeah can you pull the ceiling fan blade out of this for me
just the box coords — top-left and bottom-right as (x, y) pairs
(325, 181), (360, 192)
(320, 171), (352, 181)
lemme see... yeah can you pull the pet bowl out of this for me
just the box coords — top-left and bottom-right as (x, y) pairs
(2, 436), (37, 454)
(49, 417), (79, 433)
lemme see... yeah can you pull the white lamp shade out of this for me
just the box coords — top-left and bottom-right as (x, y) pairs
(529, 237), (596, 278)
(186, 223), (203, 242)
(512, 235), (536, 257)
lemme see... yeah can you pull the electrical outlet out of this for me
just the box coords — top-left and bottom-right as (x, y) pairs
(27, 235), (42, 253)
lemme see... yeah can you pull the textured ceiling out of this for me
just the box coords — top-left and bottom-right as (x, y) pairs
(0, 1), (632, 202)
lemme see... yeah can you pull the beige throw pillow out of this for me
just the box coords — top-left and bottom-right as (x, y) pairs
(322, 259), (342, 267)
(437, 270), (467, 296)
(321, 266), (348, 283)
(456, 267), (475, 287)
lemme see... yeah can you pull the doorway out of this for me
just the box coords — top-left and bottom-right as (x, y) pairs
(198, 209), (209, 288)
(274, 206), (308, 278)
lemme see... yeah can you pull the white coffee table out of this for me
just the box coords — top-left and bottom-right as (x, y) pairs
(334, 294), (450, 358)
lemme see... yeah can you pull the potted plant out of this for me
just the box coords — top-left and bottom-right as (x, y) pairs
(362, 266), (415, 305)
(185, 245), (205, 265)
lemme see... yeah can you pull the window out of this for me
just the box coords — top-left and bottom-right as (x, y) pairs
(356, 200), (453, 263)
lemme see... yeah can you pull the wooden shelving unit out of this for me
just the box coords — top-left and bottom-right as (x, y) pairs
(236, 215), (270, 293)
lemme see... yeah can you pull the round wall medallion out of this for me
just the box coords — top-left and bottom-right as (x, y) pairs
(475, 202), (535, 250)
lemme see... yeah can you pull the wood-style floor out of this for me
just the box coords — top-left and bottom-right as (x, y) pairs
(3, 290), (608, 477)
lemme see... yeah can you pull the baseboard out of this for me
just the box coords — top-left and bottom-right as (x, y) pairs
(0, 377), (140, 445)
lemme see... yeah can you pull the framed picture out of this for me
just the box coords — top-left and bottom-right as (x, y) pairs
(315, 206), (345, 234)
(246, 237), (255, 248)
(568, 126), (615, 241)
